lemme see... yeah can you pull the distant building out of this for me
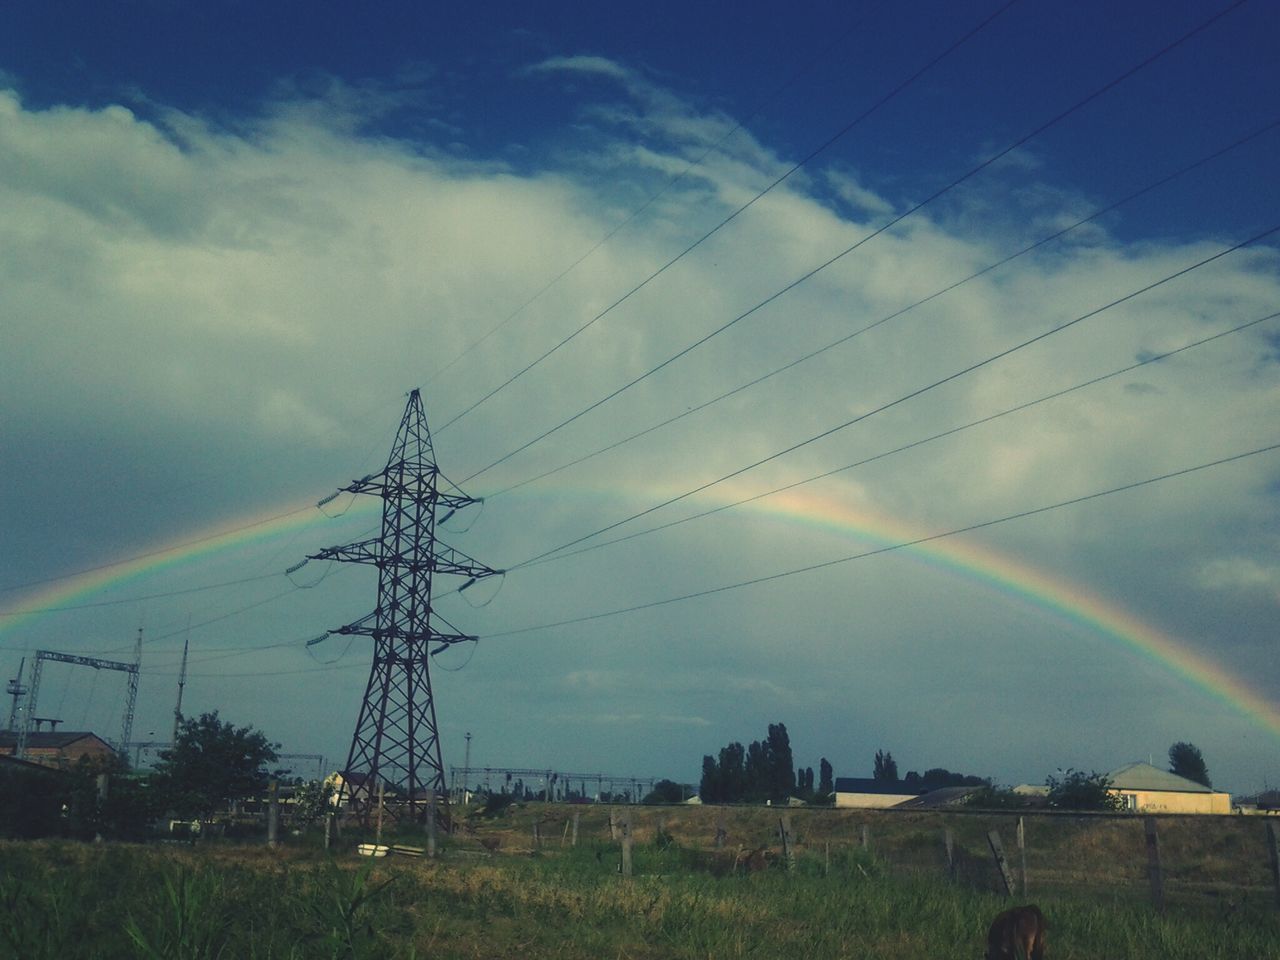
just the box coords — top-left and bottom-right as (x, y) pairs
(833, 777), (923, 809)
(0, 731), (116, 770)
(1106, 761), (1231, 814)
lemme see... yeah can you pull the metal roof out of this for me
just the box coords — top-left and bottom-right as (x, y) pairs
(1106, 761), (1213, 793)
(833, 777), (923, 796)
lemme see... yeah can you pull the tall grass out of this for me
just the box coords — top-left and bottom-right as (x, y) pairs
(1, 833), (1276, 959)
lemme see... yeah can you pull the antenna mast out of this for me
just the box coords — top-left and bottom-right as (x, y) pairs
(173, 626), (190, 742)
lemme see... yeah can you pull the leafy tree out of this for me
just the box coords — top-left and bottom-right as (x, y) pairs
(818, 757), (834, 797)
(699, 755), (721, 803)
(902, 767), (990, 791)
(152, 711), (279, 819)
(873, 749), (898, 781)
(765, 723), (795, 801)
(1045, 769), (1124, 811)
(642, 779), (685, 804)
(1168, 742), (1212, 788)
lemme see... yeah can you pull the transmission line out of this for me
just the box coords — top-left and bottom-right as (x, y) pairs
(421, 5), (889, 391)
(510, 309), (1280, 571)
(435, 0), (1024, 437)
(504, 223), (1279, 570)
(487, 439), (1280, 639)
(483, 118), (1280, 502)
(458, 0), (1248, 485)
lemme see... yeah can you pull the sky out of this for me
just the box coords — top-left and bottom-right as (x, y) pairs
(1, 0), (1278, 797)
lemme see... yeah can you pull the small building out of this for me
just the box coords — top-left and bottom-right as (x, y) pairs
(1106, 761), (1231, 814)
(833, 777), (923, 809)
(0, 731), (116, 770)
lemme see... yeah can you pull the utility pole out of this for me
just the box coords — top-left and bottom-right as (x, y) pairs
(172, 629), (189, 743)
(6, 657), (26, 732)
(461, 731), (473, 803)
(310, 389), (500, 825)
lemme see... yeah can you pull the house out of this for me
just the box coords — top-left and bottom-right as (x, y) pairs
(833, 777), (923, 809)
(1106, 761), (1231, 814)
(0, 731), (116, 770)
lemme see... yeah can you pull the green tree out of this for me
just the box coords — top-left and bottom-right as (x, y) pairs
(1045, 768), (1124, 811)
(152, 711), (279, 819)
(873, 749), (898, 781)
(642, 779), (685, 804)
(1168, 741), (1212, 788)
(818, 757), (834, 797)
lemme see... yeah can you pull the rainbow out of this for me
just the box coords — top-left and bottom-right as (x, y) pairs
(0, 496), (374, 638)
(2, 482), (1276, 742)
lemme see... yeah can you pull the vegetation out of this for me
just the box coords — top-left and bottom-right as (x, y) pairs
(699, 722), (796, 804)
(1168, 742), (1212, 788)
(873, 749), (899, 781)
(1046, 769), (1125, 811)
(151, 712), (280, 819)
(2, 805), (1276, 960)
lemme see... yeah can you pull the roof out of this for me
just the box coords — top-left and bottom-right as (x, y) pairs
(1106, 761), (1213, 794)
(0, 731), (113, 751)
(833, 777), (924, 796)
(894, 786), (984, 809)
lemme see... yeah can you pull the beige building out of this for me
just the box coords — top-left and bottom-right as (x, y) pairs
(1106, 761), (1230, 814)
(833, 777), (923, 809)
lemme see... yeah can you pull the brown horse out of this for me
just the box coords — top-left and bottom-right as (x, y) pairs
(984, 904), (1047, 960)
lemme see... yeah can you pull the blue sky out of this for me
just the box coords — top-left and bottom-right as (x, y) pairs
(1, 0), (1278, 795)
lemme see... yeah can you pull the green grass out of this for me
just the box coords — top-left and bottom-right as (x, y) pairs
(2, 806), (1277, 959)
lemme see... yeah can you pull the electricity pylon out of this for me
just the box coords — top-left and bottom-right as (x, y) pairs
(311, 389), (499, 824)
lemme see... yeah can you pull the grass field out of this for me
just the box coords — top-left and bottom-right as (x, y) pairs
(2, 803), (1277, 959)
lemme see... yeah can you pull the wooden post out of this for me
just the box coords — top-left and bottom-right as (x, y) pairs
(987, 830), (1016, 897)
(944, 828), (955, 880)
(94, 773), (109, 844)
(861, 824), (870, 851)
(1266, 821), (1280, 909)
(1017, 816), (1028, 896)
(572, 811), (580, 848)
(267, 780), (279, 849)
(824, 840), (831, 876)
(532, 819), (541, 849)
(1144, 817), (1165, 912)
(376, 780), (385, 844)
(609, 810), (619, 840)
(779, 816), (796, 872)
(426, 790), (437, 858)
(324, 812), (333, 850)
(714, 813), (727, 849)
(620, 812), (633, 878)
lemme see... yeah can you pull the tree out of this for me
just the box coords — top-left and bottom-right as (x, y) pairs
(818, 758), (834, 797)
(1168, 742), (1212, 788)
(873, 749), (898, 781)
(1045, 769), (1124, 811)
(153, 711), (279, 819)
(643, 779), (685, 804)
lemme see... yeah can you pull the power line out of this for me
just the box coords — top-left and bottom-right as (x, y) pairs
(457, 0), (1249, 485)
(505, 224), (1279, 569)
(512, 308), (1280, 571)
(482, 118), (1280, 502)
(487, 439), (1280, 639)
(435, 0), (1025, 437)
(0, 572), (283, 617)
(420, 5), (889, 392)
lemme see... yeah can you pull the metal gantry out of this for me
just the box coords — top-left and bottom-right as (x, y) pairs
(311, 389), (500, 823)
(15, 633), (141, 760)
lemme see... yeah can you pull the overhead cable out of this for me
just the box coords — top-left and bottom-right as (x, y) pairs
(457, 0), (1248, 485)
(486, 439), (1280, 639)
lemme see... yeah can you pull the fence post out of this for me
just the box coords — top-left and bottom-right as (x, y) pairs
(267, 780), (279, 849)
(944, 828), (955, 880)
(620, 811), (633, 878)
(572, 811), (580, 847)
(94, 773), (110, 844)
(324, 811), (333, 850)
(609, 809), (619, 841)
(987, 830), (1016, 897)
(861, 824), (870, 851)
(1265, 821), (1279, 910)
(533, 818), (541, 849)
(824, 840), (831, 876)
(1017, 816), (1028, 896)
(779, 816), (796, 872)
(715, 812), (727, 849)
(426, 790), (437, 858)
(1144, 817), (1165, 912)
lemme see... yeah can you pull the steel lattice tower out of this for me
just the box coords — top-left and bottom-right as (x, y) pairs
(311, 389), (499, 823)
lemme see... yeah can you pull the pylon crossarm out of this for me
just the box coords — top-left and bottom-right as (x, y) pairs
(432, 542), (502, 579)
(309, 538), (383, 565)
